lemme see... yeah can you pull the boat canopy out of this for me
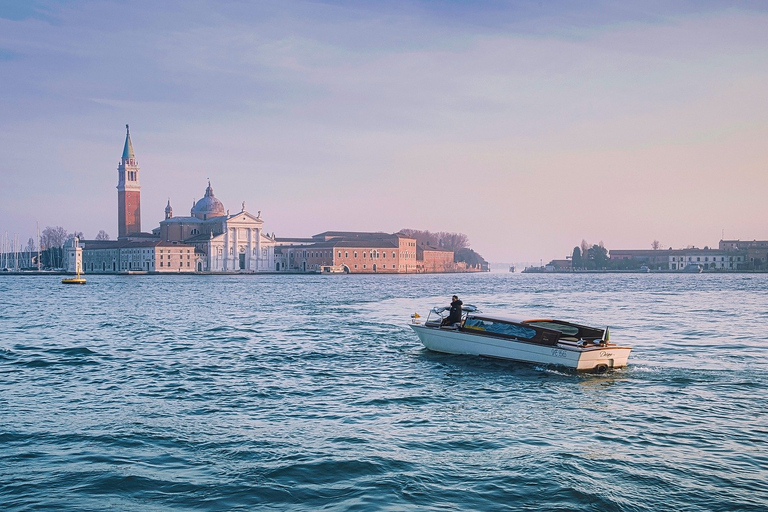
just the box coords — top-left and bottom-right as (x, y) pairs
(462, 315), (561, 346)
(522, 319), (604, 340)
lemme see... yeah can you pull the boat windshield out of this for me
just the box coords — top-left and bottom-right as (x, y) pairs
(464, 317), (537, 340)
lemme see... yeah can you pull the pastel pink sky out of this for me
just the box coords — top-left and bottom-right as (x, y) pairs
(1, 1), (766, 264)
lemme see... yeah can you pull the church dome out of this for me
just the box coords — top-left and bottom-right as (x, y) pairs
(192, 181), (226, 220)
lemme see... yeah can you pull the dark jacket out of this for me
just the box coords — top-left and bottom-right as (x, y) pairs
(446, 299), (463, 324)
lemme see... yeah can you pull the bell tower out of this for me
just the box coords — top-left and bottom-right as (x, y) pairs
(117, 124), (141, 238)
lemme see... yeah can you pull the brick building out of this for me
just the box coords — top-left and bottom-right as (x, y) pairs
(417, 243), (455, 273)
(275, 232), (422, 273)
(719, 240), (768, 269)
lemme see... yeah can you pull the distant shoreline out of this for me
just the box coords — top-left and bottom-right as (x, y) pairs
(0, 270), (487, 277)
(520, 269), (768, 274)
(2, 269), (767, 276)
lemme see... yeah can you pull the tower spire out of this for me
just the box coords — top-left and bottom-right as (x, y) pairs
(122, 124), (135, 160)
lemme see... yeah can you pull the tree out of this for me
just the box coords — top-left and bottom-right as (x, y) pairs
(571, 246), (582, 269)
(68, 231), (84, 241)
(587, 244), (609, 269)
(41, 226), (68, 249)
(435, 231), (469, 251)
(580, 239), (590, 259)
(455, 248), (486, 268)
(399, 229), (470, 250)
(25, 237), (36, 253)
(399, 229), (437, 247)
(40, 226), (68, 269)
(652, 240), (661, 250)
(95, 230), (110, 241)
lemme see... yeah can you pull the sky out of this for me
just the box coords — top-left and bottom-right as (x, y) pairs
(1, 0), (767, 264)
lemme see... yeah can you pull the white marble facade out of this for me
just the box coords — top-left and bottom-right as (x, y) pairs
(205, 211), (275, 272)
(159, 182), (275, 272)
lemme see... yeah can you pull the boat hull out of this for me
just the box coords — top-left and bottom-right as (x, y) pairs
(410, 324), (631, 372)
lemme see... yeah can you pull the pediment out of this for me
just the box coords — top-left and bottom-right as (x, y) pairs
(224, 210), (264, 225)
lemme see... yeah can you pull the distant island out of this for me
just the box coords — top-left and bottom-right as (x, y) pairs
(1, 127), (489, 276)
(526, 239), (768, 273)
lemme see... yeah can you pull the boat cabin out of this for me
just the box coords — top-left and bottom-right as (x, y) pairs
(462, 316), (562, 346)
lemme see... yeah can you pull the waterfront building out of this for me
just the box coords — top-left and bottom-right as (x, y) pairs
(546, 259), (572, 271)
(275, 232), (420, 273)
(609, 249), (671, 269)
(668, 248), (744, 270)
(81, 239), (201, 273)
(719, 239), (768, 270)
(610, 248), (746, 270)
(416, 243), (455, 273)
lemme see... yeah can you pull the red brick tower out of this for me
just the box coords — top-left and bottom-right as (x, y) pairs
(117, 124), (141, 238)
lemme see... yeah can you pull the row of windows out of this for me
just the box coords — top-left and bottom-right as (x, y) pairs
(295, 250), (401, 259)
(670, 256), (743, 262)
(671, 262), (736, 269)
(85, 259), (201, 270)
(342, 250), (396, 259)
(159, 261), (191, 267)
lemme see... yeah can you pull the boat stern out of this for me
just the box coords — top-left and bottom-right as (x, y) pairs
(575, 345), (632, 372)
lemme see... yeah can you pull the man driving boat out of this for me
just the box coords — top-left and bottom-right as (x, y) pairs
(442, 295), (463, 326)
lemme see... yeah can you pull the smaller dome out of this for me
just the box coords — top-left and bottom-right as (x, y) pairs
(192, 181), (226, 220)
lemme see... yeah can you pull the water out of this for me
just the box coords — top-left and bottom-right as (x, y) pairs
(1, 273), (767, 511)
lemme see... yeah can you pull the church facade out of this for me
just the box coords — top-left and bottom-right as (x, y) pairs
(157, 182), (276, 272)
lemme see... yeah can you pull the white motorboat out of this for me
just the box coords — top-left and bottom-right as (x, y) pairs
(410, 306), (631, 372)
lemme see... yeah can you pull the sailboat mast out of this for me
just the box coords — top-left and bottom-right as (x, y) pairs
(37, 223), (41, 271)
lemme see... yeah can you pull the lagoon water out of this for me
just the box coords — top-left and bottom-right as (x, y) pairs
(1, 272), (767, 511)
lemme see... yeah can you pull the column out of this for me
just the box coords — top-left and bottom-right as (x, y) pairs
(255, 228), (261, 271)
(223, 228), (229, 271)
(232, 228), (238, 270)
